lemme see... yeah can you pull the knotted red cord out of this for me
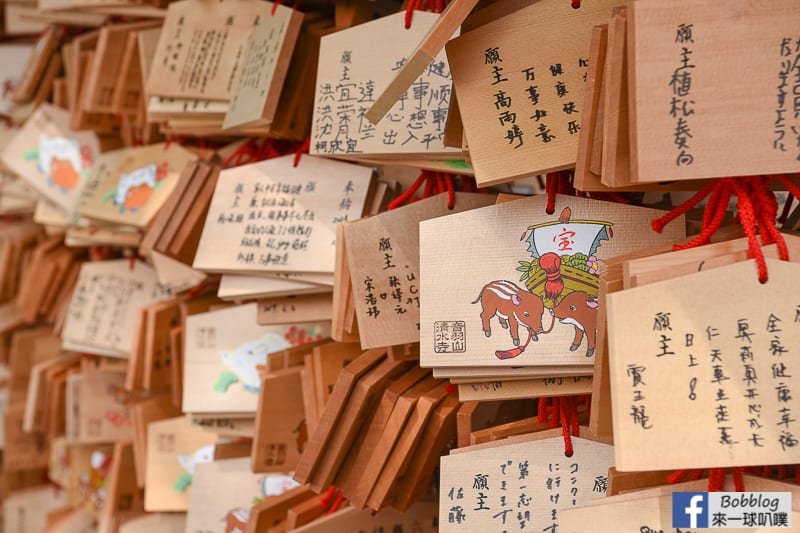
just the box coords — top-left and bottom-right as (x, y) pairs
(387, 170), (460, 210)
(651, 176), (799, 283)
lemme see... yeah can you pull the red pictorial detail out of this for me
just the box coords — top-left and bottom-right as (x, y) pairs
(539, 252), (563, 302)
(571, 0), (581, 8)
(445, 383), (457, 395)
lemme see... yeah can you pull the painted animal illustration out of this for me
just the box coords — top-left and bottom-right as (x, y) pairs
(551, 290), (599, 357)
(215, 333), (292, 393)
(113, 164), (157, 212)
(173, 443), (215, 493)
(176, 444), (215, 475)
(224, 507), (250, 533)
(472, 280), (545, 346)
(37, 134), (83, 191)
(262, 475), (300, 497)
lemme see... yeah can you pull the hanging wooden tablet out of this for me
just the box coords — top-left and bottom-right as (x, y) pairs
(344, 192), (495, 349)
(1, 104), (101, 214)
(310, 11), (459, 160)
(294, 347), (386, 484)
(99, 441), (145, 532)
(193, 154), (373, 275)
(186, 458), (299, 533)
(419, 194), (685, 369)
(223, 4), (304, 131)
(82, 21), (161, 114)
(561, 475), (800, 533)
(291, 501), (439, 533)
(308, 355), (412, 492)
(440, 429), (614, 533)
(12, 26), (60, 104)
(347, 373), (439, 508)
(256, 293), (333, 325)
(146, 0), (270, 101)
(144, 415), (218, 512)
(252, 367), (306, 473)
(3, 486), (68, 533)
(183, 303), (330, 415)
(458, 375), (593, 402)
(129, 393), (182, 488)
(218, 274), (329, 301)
(0, 44), (35, 116)
(390, 393), (459, 512)
(73, 368), (133, 444)
(628, 0), (800, 183)
(607, 258), (800, 470)
(78, 143), (198, 228)
(445, 0), (617, 186)
(118, 513), (186, 533)
(61, 259), (171, 358)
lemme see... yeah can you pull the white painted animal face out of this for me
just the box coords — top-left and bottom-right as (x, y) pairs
(38, 134), (82, 175)
(261, 475), (300, 497)
(218, 333), (291, 389)
(176, 444), (215, 475)
(114, 164), (157, 205)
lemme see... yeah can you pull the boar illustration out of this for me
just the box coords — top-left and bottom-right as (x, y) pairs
(551, 290), (599, 357)
(472, 280), (545, 346)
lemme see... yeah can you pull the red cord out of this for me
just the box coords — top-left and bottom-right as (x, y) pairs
(651, 180), (718, 233)
(388, 173), (426, 210)
(444, 175), (455, 209)
(707, 468), (725, 492)
(571, 0), (581, 7)
(667, 470), (689, 484)
(319, 486), (336, 508)
(537, 397), (548, 424)
(445, 383), (456, 395)
(731, 181), (769, 283)
(732, 467), (745, 492)
(327, 491), (345, 514)
(545, 173), (557, 215)
(293, 137), (311, 167)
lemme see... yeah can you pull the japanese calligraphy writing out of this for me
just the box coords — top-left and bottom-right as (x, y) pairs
(439, 436), (614, 532)
(774, 35), (800, 161)
(607, 258), (800, 470)
(311, 12), (457, 157)
(670, 23), (697, 167)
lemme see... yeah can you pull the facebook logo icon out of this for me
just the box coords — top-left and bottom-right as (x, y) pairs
(673, 492), (709, 528)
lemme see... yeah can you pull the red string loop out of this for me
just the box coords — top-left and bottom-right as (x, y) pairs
(293, 137), (311, 167)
